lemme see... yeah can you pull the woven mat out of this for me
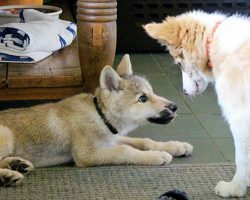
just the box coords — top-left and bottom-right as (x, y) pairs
(1, 163), (250, 200)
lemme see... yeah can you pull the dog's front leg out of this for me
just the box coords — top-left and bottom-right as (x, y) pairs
(72, 144), (172, 167)
(116, 136), (193, 157)
(215, 121), (249, 197)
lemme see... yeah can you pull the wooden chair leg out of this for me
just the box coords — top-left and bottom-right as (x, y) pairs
(77, 0), (117, 93)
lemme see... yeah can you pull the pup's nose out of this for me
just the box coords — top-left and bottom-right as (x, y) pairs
(167, 103), (178, 112)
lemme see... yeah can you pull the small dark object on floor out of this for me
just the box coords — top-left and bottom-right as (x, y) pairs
(157, 189), (189, 200)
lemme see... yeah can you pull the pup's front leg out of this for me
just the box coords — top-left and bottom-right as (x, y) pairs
(72, 144), (172, 167)
(116, 136), (193, 157)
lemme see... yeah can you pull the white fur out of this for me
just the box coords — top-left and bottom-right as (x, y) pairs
(217, 15), (250, 54)
(146, 11), (250, 197)
(181, 69), (208, 95)
(214, 66), (250, 197)
(187, 12), (250, 197)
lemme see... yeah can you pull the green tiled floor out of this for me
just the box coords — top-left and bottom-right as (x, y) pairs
(115, 53), (234, 164)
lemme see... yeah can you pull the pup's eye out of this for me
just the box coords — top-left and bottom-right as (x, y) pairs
(138, 95), (148, 103)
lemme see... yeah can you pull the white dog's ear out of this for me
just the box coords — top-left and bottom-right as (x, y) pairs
(100, 65), (121, 92)
(143, 18), (181, 46)
(116, 54), (133, 76)
(143, 23), (168, 42)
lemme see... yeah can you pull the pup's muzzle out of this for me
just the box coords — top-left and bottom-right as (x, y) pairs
(147, 103), (178, 124)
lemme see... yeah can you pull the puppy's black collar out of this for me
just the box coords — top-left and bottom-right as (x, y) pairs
(93, 97), (118, 134)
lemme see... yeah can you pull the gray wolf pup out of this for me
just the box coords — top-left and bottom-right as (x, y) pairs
(0, 54), (193, 186)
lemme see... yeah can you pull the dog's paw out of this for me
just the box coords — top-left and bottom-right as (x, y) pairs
(3, 157), (34, 175)
(147, 151), (173, 165)
(0, 169), (24, 186)
(215, 180), (246, 197)
(162, 141), (193, 157)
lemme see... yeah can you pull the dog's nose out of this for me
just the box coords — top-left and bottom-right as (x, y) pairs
(167, 103), (178, 112)
(183, 89), (188, 96)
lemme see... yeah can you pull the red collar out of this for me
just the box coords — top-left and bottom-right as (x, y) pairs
(206, 22), (221, 68)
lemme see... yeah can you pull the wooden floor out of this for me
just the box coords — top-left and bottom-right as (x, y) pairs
(0, 0), (84, 100)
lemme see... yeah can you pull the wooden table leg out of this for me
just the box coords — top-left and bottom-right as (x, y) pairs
(77, 0), (117, 93)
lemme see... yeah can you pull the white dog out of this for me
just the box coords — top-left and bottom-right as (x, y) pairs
(144, 10), (250, 197)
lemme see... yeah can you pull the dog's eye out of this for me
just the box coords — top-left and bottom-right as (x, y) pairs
(179, 52), (184, 59)
(138, 95), (148, 103)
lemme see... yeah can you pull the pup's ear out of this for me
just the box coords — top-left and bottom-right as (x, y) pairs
(116, 54), (133, 76)
(143, 17), (182, 46)
(100, 65), (121, 92)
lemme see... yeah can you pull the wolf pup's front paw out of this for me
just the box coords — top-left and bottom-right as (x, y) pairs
(174, 142), (193, 157)
(147, 151), (173, 165)
(215, 180), (246, 197)
(163, 141), (193, 157)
